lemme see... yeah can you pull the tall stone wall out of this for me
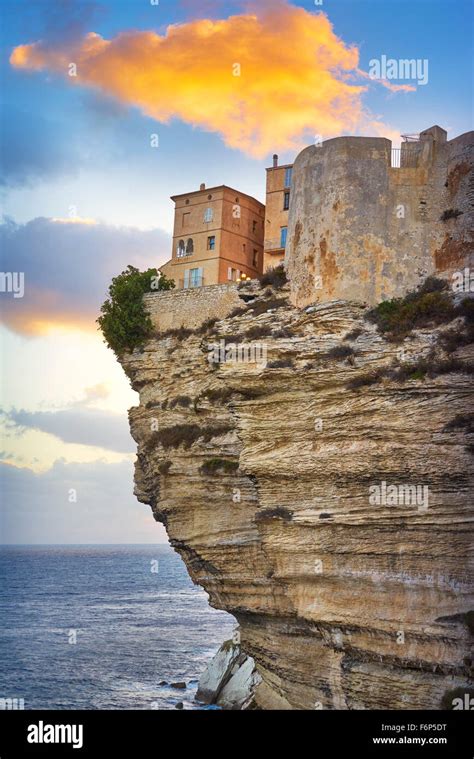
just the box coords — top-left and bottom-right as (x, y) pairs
(144, 283), (242, 331)
(286, 131), (474, 307)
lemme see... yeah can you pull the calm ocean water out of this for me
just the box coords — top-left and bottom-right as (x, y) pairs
(0, 545), (235, 710)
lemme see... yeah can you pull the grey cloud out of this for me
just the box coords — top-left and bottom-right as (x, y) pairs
(0, 459), (167, 544)
(3, 406), (135, 454)
(0, 216), (171, 334)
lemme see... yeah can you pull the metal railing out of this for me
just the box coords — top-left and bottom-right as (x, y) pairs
(391, 142), (422, 169)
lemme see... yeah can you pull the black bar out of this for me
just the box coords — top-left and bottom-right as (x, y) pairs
(0, 709), (471, 757)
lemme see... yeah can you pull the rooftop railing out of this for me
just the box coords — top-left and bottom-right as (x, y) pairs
(391, 142), (423, 168)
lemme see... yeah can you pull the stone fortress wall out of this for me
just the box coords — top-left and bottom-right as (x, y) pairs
(144, 283), (242, 331)
(285, 126), (474, 307)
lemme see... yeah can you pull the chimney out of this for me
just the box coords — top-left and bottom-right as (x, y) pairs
(273, 154), (278, 168)
(200, 183), (206, 191)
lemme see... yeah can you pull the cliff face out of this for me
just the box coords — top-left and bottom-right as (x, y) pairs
(120, 284), (473, 710)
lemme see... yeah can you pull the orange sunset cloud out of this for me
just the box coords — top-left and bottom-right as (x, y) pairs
(10, 3), (405, 157)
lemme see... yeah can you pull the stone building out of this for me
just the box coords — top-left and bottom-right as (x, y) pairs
(264, 155), (294, 271)
(285, 125), (474, 307)
(160, 184), (265, 288)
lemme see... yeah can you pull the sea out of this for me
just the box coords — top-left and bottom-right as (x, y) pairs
(0, 544), (235, 710)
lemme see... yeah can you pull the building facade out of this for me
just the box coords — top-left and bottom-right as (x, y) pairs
(264, 155), (294, 271)
(285, 125), (474, 306)
(160, 184), (265, 289)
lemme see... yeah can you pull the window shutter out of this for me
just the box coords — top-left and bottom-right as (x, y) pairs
(184, 269), (190, 288)
(227, 267), (233, 281)
(198, 267), (204, 286)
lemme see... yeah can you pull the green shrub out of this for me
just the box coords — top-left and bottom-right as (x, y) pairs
(327, 345), (355, 360)
(438, 327), (472, 353)
(150, 423), (233, 450)
(344, 328), (363, 341)
(444, 414), (474, 434)
(160, 325), (194, 341)
(258, 264), (288, 290)
(196, 317), (219, 335)
(346, 369), (385, 390)
(199, 458), (239, 475)
(169, 396), (192, 409)
(245, 324), (273, 339)
(98, 266), (175, 356)
(272, 327), (297, 338)
(255, 506), (293, 522)
(229, 305), (248, 318)
(440, 209), (463, 222)
(267, 357), (294, 369)
(365, 277), (455, 341)
(158, 461), (172, 475)
(347, 356), (474, 390)
(201, 388), (234, 404)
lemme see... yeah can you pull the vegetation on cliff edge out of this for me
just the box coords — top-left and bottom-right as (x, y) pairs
(98, 266), (175, 356)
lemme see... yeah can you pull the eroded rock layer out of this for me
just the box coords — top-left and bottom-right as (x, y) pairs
(120, 285), (473, 710)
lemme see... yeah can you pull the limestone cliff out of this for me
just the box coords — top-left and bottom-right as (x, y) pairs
(119, 282), (473, 710)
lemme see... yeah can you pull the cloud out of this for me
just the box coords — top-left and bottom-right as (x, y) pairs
(0, 458), (167, 544)
(0, 107), (83, 188)
(10, 2), (407, 158)
(0, 216), (171, 335)
(2, 406), (134, 454)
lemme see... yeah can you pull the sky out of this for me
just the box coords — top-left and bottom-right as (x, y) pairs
(0, 0), (472, 543)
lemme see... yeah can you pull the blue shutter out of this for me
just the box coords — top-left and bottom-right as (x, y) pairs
(280, 227), (288, 248)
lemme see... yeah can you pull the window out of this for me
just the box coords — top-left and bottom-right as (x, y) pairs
(242, 243), (246, 253)
(182, 212), (190, 228)
(204, 207), (213, 223)
(252, 250), (258, 267)
(227, 267), (237, 282)
(177, 239), (185, 258)
(186, 238), (194, 255)
(280, 227), (288, 248)
(283, 191), (290, 211)
(190, 268), (202, 287)
(285, 167), (293, 187)
(207, 235), (215, 250)
(252, 220), (257, 233)
(184, 268), (203, 288)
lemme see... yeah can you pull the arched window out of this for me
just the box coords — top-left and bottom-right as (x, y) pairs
(186, 238), (194, 254)
(177, 240), (185, 258)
